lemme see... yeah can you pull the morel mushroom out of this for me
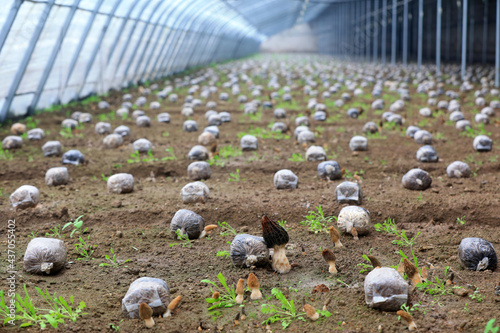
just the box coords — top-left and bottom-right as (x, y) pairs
(236, 279), (245, 304)
(139, 303), (154, 328)
(401, 168), (432, 190)
(364, 267), (408, 311)
(337, 206), (371, 238)
(122, 277), (170, 321)
(304, 304), (319, 321)
(322, 249), (337, 274)
(329, 226), (343, 247)
(164, 296), (182, 317)
(248, 273), (262, 300)
(397, 310), (417, 331)
(261, 215), (291, 274)
(24, 238), (67, 275)
(230, 234), (269, 268)
(403, 258), (422, 285)
(458, 237), (497, 271)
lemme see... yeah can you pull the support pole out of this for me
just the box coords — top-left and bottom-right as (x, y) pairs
(373, 0), (379, 63)
(436, 0), (442, 75)
(495, 0), (499, 87)
(366, 0), (371, 63)
(391, 0), (397, 66)
(417, 0), (423, 70)
(382, 0), (387, 65)
(0, 0), (22, 52)
(482, 0), (488, 64)
(403, 0), (408, 66)
(461, 0), (468, 80)
(0, 0), (54, 123)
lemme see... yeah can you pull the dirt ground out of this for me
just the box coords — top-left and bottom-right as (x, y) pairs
(0, 58), (499, 332)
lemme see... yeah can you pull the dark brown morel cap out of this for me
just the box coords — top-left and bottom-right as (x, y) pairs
(261, 215), (289, 248)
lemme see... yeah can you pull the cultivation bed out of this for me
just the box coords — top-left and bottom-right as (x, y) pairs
(0, 58), (499, 332)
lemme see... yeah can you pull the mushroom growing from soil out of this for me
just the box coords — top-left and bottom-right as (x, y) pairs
(397, 310), (417, 331)
(164, 296), (182, 317)
(329, 226), (343, 247)
(403, 258), (422, 285)
(236, 279), (245, 304)
(139, 303), (154, 328)
(303, 304), (319, 321)
(367, 255), (382, 269)
(322, 249), (337, 274)
(261, 214), (291, 274)
(248, 273), (262, 300)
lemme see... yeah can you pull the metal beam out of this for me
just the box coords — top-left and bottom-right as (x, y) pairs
(366, 0), (371, 63)
(436, 0), (442, 75)
(0, 0), (22, 53)
(77, 0), (120, 97)
(403, 0), (408, 66)
(381, 0), (387, 65)
(482, 0), (488, 64)
(468, 1), (474, 63)
(0, 0), (55, 123)
(122, 0), (164, 83)
(461, 0), (468, 79)
(373, 0), (379, 62)
(106, 0), (141, 64)
(28, 0), (81, 115)
(496, 0), (499, 87)
(417, 0), (423, 70)
(391, 0), (397, 65)
(63, 0), (103, 87)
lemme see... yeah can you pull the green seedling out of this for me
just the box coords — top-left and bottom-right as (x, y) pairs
(0, 285), (87, 328)
(416, 266), (452, 295)
(456, 216), (466, 225)
(216, 250), (230, 258)
(218, 221), (237, 236)
(300, 206), (336, 233)
(288, 153), (305, 162)
(28, 231), (38, 239)
(484, 319), (499, 333)
(219, 146), (243, 159)
(228, 169), (245, 182)
(99, 247), (131, 268)
(374, 217), (398, 234)
(74, 235), (96, 261)
(101, 173), (109, 182)
(356, 254), (374, 273)
(109, 319), (124, 331)
(169, 229), (193, 248)
(45, 225), (64, 238)
(0, 148), (14, 161)
(469, 288), (485, 302)
(161, 147), (177, 161)
(208, 155), (225, 167)
(62, 215), (86, 238)
(201, 273), (239, 310)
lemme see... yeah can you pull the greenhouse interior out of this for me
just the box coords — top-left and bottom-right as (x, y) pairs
(0, 0), (499, 332)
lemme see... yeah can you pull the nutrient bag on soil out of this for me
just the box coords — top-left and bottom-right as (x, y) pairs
(230, 234), (269, 268)
(458, 237), (497, 271)
(364, 267), (408, 311)
(122, 277), (170, 319)
(24, 238), (67, 275)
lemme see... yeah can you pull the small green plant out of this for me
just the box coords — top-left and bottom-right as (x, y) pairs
(169, 229), (193, 248)
(228, 169), (245, 182)
(208, 155), (225, 167)
(45, 225), (64, 238)
(62, 215), (86, 238)
(28, 231), (38, 239)
(201, 273), (239, 310)
(127, 151), (141, 163)
(101, 173), (109, 181)
(216, 250), (230, 258)
(162, 131), (170, 137)
(0, 148), (14, 161)
(261, 288), (303, 329)
(218, 221), (237, 236)
(416, 192), (423, 202)
(457, 216), (466, 225)
(277, 218), (289, 231)
(288, 153), (305, 162)
(219, 146), (243, 159)
(99, 247), (131, 268)
(109, 319), (124, 331)
(59, 127), (74, 138)
(357, 254), (374, 273)
(74, 235), (96, 261)
(374, 217), (398, 234)
(161, 147), (177, 161)
(344, 169), (364, 180)
(0, 285), (87, 328)
(300, 206), (336, 233)
(484, 319), (499, 333)
(416, 266), (452, 295)
(469, 288), (485, 302)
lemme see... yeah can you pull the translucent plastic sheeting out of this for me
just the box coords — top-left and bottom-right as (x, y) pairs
(0, 0), (265, 122)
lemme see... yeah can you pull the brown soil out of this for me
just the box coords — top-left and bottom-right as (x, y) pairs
(0, 63), (499, 333)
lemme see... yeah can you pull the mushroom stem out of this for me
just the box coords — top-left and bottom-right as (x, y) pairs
(272, 245), (291, 274)
(329, 226), (343, 248)
(323, 298), (331, 312)
(397, 310), (417, 331)
(397, 260), (405, 276)
(351, 227), (359, 240)
(139, 303), (155, 328)
(163, 296), (182, 318)
(236, 279), (245, 304)
(304, 304), (319, 321)
(322, 249), (337, 274)
(248, 273), (262, 300)
(421, 267), (428, 281)
(144, 317), (155, 328)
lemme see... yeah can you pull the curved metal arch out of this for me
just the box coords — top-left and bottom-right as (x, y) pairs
(129, 2), (175, 84)
(0, 0), (23, 53)
(137, 0), (184, 83)
(148, 0), (201, 81)
(122, 0), (164, 83)
(158, 0), (219, 76)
